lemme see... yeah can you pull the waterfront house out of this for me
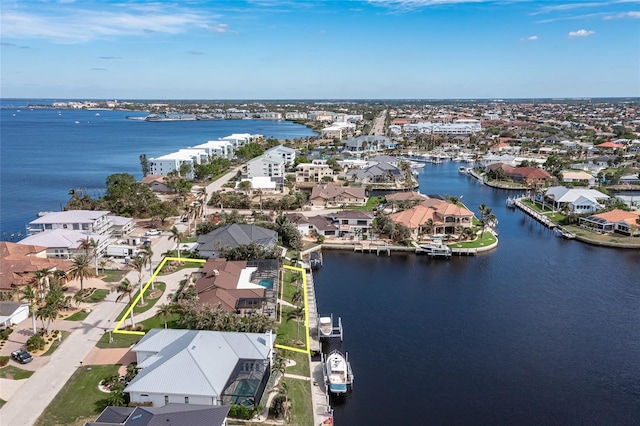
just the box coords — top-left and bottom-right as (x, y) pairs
(18, 229), (110, 259)
(326, 210), (375, 237)
(87, 404), (229, 426)
(283, 213), (339, 237)
(0, 242), (73, 298)
(390, 198), (474, 238)
(309, 184), (366, 207)
(27, 210), (113, 236)
(108, 215), (134, 237)
(579, 209), (640, 236)
(149, 149), (208, 180)
(196, 224), (277, 259)
(193, 258), (278, 315)
(346, 161), (403, 184)
(544, 186), (609, 213)
(193, 140), (235, 160)
(141, 174), (173, 193)
(125, 328), (274, 408)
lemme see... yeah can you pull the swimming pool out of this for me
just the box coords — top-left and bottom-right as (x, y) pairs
(258, 279), (274, 289)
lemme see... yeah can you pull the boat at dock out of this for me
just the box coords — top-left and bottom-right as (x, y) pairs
(458, 166), (470, 174)
(506, 197), (517, 208)
(318, 314), (343, 340)
(322, 350), (354, 394)
(416, 239), (452, 258)
(309, 251), (323, 269)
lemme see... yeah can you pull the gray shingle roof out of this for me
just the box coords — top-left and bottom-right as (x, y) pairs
(196, 224), (277, 252)
(88, 404), (230, 426)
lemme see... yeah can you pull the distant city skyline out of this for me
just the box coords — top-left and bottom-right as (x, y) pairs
(1, 0), (639, 100)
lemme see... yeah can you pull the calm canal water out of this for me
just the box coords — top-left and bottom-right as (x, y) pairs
(314, 161), (640, 425)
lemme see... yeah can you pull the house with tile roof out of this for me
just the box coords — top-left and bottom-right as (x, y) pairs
(579, 209), (640, 236)
(0, 242), (73, 296)
(193, 258), (279, 316)
(309, 184), (366, 207)
(125, 329), (274, 408)
(390, 198), (474, 238)
(196, 224), (277, 259)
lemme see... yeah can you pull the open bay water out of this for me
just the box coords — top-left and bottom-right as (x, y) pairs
(315, 162), (640, 425)
(0, 101), (316, 236)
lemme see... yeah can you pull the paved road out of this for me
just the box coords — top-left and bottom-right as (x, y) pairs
(369, 109), (387, 136)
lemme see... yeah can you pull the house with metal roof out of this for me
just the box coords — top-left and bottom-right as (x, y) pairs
(18, 229), (110, 260)
(196, 224), (277, 259)
(544, 186), (609, 213)
(125, 329), (274, 408)
(86, 402), (229, 426)
(27, 210), (113, 236)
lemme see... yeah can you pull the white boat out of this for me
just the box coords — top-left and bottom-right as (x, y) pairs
(74, 121), (80, 124)
(323, 350), (353, 394)
(458, 166), (469, 174)
(319, 317), (333, 337)
(95, 113), (100, 116)
(417, 239), (452, 258)
(506, 197), (516, 208)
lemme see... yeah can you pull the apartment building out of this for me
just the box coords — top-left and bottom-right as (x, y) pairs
(295, 160), (335, 183)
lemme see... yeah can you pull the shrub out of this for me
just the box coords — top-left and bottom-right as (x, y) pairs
(0, 355), (9, 367)
(227, 405), (255, 420)
(0, 328), (14, 340)
(270, 395), (287, 419)
(27, 334), (46, 351)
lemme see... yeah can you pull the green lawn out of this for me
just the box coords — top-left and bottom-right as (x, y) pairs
(0, 365), (35, 380)
(283, 350), (310, 377)
(35, 365), (119, 426)
(42, 331), (71, 356)
(83, 289), (109, 303)
(283, 377), (313, 426)
(100, 269), (126, 283)
(96, 331), (142, 349)
(65, 310), (90, 321)
(449, 232), (497, 248)
(116, 282), (166, 321)
(347, 195), (384, 211)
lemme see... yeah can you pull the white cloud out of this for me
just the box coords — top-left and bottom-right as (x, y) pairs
(604, 10), (640, 19)
(367, 0), (491, 11)
(521, 35), (538, 41)
(206, 23), (229, 33)
(0, 4), (224, 43)
(568, 29), (595, 37)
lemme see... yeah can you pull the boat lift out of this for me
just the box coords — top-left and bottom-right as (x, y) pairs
(321, 351), (354, 393)
(318, 314), (343, 341)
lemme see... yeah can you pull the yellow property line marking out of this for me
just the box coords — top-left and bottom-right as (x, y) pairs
(113, 257), (206, 335)
(276, 264), (310, 355)
(113, 259), (312, 355)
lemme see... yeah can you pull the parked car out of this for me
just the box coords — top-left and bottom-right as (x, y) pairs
(11, 349), (33, 364)
(144, 229), (161, 236)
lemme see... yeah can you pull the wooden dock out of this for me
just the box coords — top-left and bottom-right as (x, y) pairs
(353, 242), (392, 256)
(305, 270), (321, 352)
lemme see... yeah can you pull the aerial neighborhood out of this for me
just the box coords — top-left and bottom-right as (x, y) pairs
(1, 99), (639, 425)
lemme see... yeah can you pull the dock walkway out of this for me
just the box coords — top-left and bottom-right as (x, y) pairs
(306, 270), (321, 352)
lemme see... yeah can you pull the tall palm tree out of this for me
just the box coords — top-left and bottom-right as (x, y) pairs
(21, 285), (38, 335)
(69, 254), (93, 291)
(116, 278), (136, 327)
(421, 219), (435, 237)
(129, 256), (145, 305)
(286, 306), (305, 344)
(78, 237), (99, 275)
(170, 226), (183, 258)
(140, 245), (155, 289)
(196, 187), (208, 217)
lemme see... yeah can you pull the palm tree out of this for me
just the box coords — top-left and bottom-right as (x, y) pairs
(140, 245), (155, 289)
(116, 278), (136, 327)
(33, 268), (52, 301)
(238, 180), (252, 195)
(157, 303), (173, 328)
(21, 285), (38, 335)
(421, 219), (435, 237)
(286, 306), (305, 345)
(78, 237), (99, 276)
(291, 289), (304, 307)
(69, 254), (93, 291)
(129, 256), (145, 305)
(170, 226), (183, 258)
(271, 354), (287, 377)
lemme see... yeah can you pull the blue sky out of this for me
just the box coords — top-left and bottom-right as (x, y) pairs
(1, 0), (639, 99)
